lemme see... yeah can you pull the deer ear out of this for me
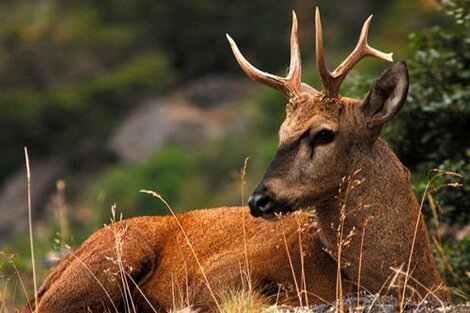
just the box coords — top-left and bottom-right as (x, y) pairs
(360, 61), (409, 129)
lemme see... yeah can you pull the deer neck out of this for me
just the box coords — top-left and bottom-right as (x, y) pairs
(313, 138), (442, 293)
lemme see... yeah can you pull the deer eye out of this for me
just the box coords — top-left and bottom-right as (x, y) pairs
(312, 129), (335, 145)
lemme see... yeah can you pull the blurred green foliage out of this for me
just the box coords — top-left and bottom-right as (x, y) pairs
(439, 236), (470, 294)
(386, 0), (470, 227)
(0, 2), (175, 181)
(385, 0), (470, 296)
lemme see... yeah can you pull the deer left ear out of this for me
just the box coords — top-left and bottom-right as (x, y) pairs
(360, 61), (409, 129)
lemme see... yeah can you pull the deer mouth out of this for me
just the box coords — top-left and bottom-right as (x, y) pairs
(248, 193), (294, 220)
(260, 205), (294, 221)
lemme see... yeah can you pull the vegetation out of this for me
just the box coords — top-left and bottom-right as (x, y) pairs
(388, 0), (470, 293)
(0, 0), (468, 311)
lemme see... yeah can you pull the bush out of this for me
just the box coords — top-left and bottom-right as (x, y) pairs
(385, 0), (470, 227)
(380, 0), (470, 298)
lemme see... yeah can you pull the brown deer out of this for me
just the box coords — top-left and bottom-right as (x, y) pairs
(23, 9), (450, 313)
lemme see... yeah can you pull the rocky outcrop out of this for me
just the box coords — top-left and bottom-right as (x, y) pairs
(108, 75), (252, 163)
(0, 157), (64, 245)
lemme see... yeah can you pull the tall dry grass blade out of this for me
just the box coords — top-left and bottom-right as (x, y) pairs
(335, 212), (344, 313)
(356, 217), (371, 311)
(427, 194), (440, 232)
(333, 171), (362, 313)
(1, 278), (9, 313)
(175, 237), (192, 308)
(240, 156), (251, 207)
(105, 210), (135, 313)
(392, 267), (446, 311)
(122, 264), (137, 313)
(295, 218), (308, 307)
(275, 285), (281, 306)
(241, 215), (252, 297)
(281, 229), (303, 306)
(303, 290), (332, 306)
(416, 283), (446, 312)
(12, 263), (32, 312)
(365, 270), (396, 313)
(400, 173), (433, 311)
(140, 190), (222, 312)
(125, 272), (158, 313)
(23, 147), (38, 312)
(67, 250), (119, 313)
(239, 156), (252, 294)
(400, 169), (462, 311)
(335, 175), (352, 313)
(10, 274), (18, 311)
(55, 180), (69, 246)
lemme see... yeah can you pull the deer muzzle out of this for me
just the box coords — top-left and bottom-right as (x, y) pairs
(248, 185), (292, 220)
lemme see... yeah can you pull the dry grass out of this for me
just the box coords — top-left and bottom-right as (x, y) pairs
(240, 156), (253, 298)
(217, 284), (274, 313)
(0, 158), (467, 313)
(332, 169), (364, 313)
(141, 189), (222, 312)
(24, 147), (38, 311)
(399, 169), (462, 312)
(356, 216), (371, 312)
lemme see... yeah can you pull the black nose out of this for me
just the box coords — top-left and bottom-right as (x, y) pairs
(248, 193), (274, 217)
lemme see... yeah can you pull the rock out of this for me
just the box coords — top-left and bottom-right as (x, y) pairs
(180, 75), (252, 109)
(0, 157), (64, 246)
(275, 294), (470, 313)
(108, 75), (253, 163)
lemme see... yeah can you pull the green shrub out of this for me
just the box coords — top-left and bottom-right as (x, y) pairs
(83, 146), (195, 224)
(385, 0), (470, 229)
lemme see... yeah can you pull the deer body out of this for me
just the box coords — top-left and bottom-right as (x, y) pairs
(24, 8), (451, 313)
(26, 208), (343, 312)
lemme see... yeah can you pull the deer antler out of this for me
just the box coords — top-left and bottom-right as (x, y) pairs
(315, 7), (393, 98)
(226, 11), (302, 98)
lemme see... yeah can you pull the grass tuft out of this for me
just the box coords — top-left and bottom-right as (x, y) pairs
(218, 286), (273, 313)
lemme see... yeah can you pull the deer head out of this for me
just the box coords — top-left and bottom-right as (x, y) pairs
(227, 9), (408, 219)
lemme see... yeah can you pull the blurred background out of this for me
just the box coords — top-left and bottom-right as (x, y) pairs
(0, 0), (468, 307)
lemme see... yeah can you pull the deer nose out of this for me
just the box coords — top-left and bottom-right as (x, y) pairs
(248, 193), (274, 217)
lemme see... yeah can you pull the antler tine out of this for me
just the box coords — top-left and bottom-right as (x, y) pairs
(315, 7), (332, 93)
(226, 11), (302, 98)
(331, 15), (393, 84)
(315, 8), (394, 97)
(287, 11), (302, 92)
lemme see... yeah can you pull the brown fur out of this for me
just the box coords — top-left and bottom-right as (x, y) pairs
(24, 209), (343, 312)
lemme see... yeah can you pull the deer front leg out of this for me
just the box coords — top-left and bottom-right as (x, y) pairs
(23, 221), (157, 313)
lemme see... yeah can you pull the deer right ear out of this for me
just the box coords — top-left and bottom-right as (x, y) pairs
(360, 61), (409, 130)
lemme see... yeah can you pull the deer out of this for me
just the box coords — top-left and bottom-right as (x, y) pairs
(22, 9), (450, 313)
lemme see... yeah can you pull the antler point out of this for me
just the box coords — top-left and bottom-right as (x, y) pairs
(292, 11), (298, 27)
(226, 16), (302, 98)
